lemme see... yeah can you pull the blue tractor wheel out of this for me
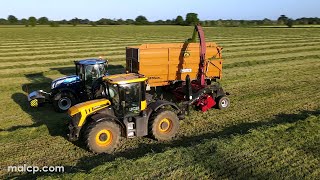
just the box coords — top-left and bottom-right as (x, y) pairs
(53, 92), (76, 112)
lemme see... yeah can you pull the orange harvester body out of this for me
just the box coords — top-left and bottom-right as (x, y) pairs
(126, 42), (223, 87)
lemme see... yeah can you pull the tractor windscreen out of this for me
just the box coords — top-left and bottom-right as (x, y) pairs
(89, 64), (105, 79)
(119, 83), (140, 114)
(84, 64), (106, 85)
(105, 82), (141, 115)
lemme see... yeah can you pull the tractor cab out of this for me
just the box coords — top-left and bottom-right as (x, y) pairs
(75, 59), (108, 88)
(102, 73), (148, 117)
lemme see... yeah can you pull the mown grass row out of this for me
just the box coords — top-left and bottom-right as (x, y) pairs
(0, 36), (313, 48)
(0, 39), (319, 70)
(0, 33), (310, 43)
(0, 26), (319, 179)
(2, 40), (320, 57)
(1, 44), (319, 68)
(0, 36), (316, 51)
(2, 39), (320, 59)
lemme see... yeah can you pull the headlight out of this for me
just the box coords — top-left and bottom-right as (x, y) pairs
(51, 82), (55, 89)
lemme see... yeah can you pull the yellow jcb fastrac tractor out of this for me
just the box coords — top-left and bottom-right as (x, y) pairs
(67, 73), (184, 153)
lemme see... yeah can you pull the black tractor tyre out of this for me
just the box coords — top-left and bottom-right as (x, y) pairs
(85, 120), (121, 154)
(53, 92), (76, 112)
(149, 110), (179, 141)
(216, 95), (230, 110)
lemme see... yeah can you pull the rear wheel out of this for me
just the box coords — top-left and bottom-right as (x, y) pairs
(53, 92), (76, 112)
(85, 120), (121, 154)
(149, 110), (179, 141)
(216, 95), (230, 110)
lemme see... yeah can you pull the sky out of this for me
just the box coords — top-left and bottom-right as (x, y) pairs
(1, 0), (319, 21)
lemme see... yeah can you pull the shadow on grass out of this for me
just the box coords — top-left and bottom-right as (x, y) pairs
(22, 72), (52, 93)
(1, 71), (67, 136)
(5, 92), (68, 137)
(9, 108), (320, 179)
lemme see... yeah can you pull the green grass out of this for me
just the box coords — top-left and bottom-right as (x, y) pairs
(0, 26), (319, 179)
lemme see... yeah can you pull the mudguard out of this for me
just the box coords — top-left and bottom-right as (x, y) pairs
(146, 100), (185, 120)
(68, 99), (112, 126)
(52, 88), (79, 101)
(67, 99), (112, 141)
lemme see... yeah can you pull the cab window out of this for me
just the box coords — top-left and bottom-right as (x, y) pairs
(119, 83), (140, 114)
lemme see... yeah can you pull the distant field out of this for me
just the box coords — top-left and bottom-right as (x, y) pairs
(0, 26), (319, 179)
(257, 24), (320, 28)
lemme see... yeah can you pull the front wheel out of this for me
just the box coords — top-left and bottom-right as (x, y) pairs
(85, 120), (121, 154)
(149, 110), (179, 141)
(53, 92), (76, 112)
(216, 95), (230, 110)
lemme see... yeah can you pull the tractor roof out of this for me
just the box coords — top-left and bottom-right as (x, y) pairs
(104, 73), (148, 84)
(75, 59), (106, 65)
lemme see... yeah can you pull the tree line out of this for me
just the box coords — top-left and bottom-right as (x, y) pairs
(0, 14), (319, 27)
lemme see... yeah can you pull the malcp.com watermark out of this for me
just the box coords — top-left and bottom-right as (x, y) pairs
(7, 164), (64, 174)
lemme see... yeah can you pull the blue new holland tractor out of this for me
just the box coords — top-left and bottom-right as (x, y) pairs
(28, 59), (108, 112)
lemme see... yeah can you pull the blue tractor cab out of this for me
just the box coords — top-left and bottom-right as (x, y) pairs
(28, 58), (109, 112)
(75, 59), (107, 88)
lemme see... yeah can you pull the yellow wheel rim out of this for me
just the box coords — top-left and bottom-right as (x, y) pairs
(30, 99), (38, 107)
(95, 129), (113, 146)
(158, 118), (172, 133)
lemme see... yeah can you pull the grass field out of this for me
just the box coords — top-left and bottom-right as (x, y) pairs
(0, 25), (319, 179)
